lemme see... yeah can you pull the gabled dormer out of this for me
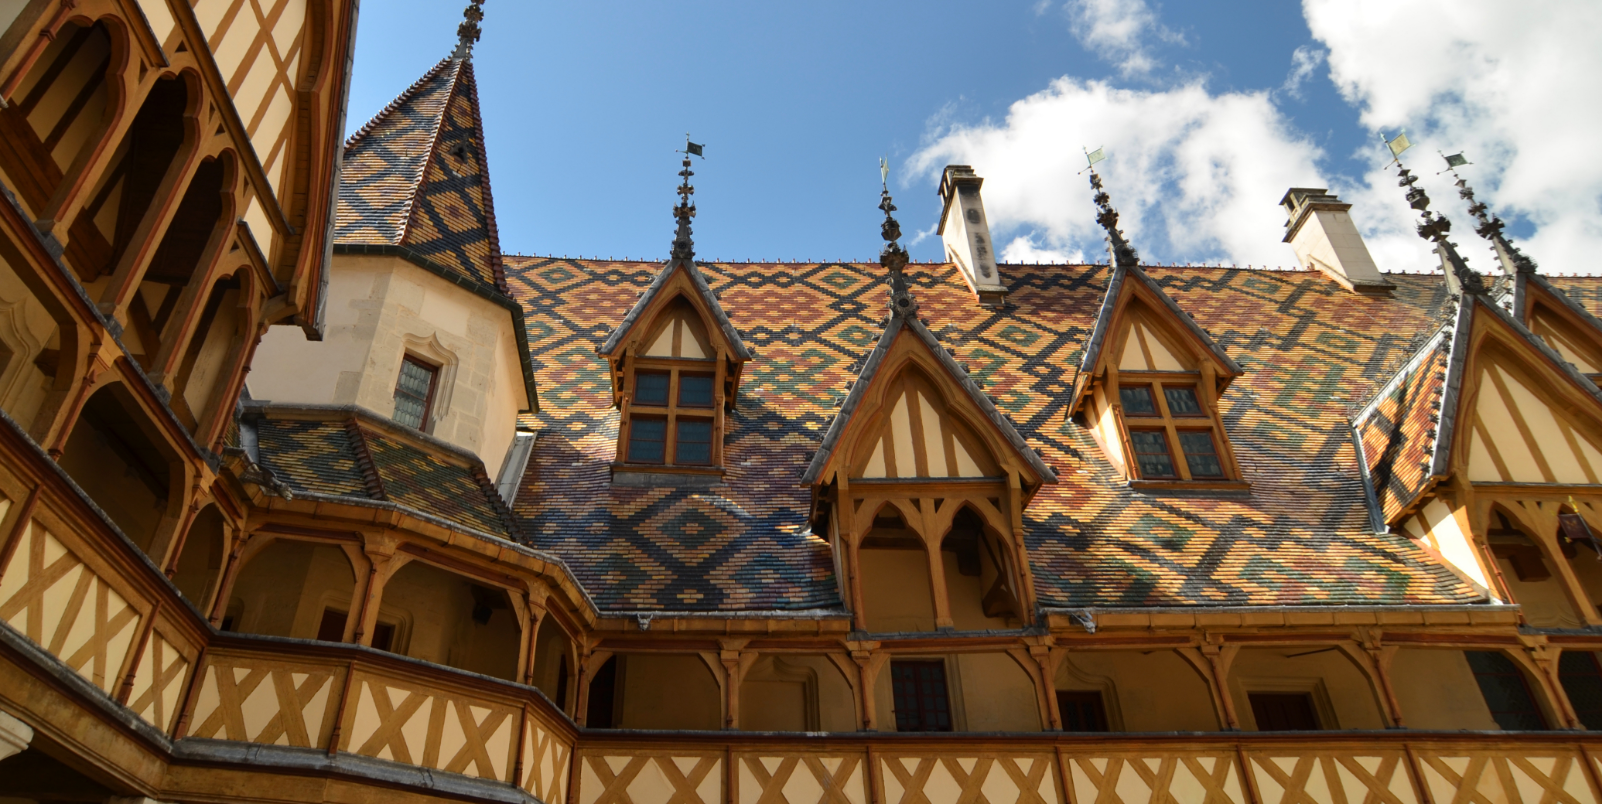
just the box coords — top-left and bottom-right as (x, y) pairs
(1070, 173), (1245, 489)
(804, 186), (1054, 633)
(598, 152), (751, 474)
(1513, 275), (1601, 386)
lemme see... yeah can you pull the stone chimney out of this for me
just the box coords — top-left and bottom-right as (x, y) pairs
(1281, 188), (1394, 295)
(938, 166), (1007, 307)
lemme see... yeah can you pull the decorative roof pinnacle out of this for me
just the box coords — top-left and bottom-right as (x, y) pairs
(1088, 169), (1140, 268)
(878, 159), (916, 317)
(671, 137), (702, 262)
(1392, 153), (1484, 297)
(1441, 153), (1537, 276)
(451, 0), (485, 60)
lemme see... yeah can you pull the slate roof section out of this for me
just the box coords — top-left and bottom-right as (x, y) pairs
(335, 58), (508, 294)
(504, 260), (1604, 612)
(1354, 327), (1453, 522)
(251, 406), (519, 541)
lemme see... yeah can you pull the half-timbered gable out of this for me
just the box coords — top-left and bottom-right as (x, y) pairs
(1356, 287), (1602, 628)
(1072, 261), (1246, 486)
(1515, 273), (1602, 385)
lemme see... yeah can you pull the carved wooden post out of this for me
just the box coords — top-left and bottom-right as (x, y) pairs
(352, 533), (401, 646)
(1199, 640), (1241, 730)
(920, 498), (954, 629)
(522, 589), (550, 686)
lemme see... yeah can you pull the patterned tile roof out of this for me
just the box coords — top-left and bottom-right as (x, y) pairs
(251, 408), (517, 540)
(336, 57), (508, 293)
(506, 260), (1602, 613)
(1355, 327), (1453, 522)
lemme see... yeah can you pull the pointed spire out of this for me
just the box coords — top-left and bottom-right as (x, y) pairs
(1394, 157), (1484, 296)
(1088, 169), (1139, 268)
(452, 0), (485, 60)
(1443, 155), (1537, 276)
(671, 138), (701, 261)
(878, 160), (916, 318)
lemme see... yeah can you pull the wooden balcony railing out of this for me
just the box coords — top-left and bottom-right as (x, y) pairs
(0, 399), (1598, 804)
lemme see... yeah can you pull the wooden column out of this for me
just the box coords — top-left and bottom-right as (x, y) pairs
(352, 533), (402, 646)
(1340, 636), (1405, 728)
(1522, 642), (1582, 730)
(574, 647), (612, 728)
(521, 592), (550, 686)
(920, 498), (954, 629)
(850, 645), (885, 731)
(1180, 641), (1241, 730)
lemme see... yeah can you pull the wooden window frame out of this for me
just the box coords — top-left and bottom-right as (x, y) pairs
(393, 354), (440, 431)
(889, 659), (953, 732)
(619, 357), (724, 470)
(1112, 373), (1241, 485)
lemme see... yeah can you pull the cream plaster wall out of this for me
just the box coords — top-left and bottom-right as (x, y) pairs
(1388, 649), (1499, 730)
(57, 410), (168, 555)
(954, 652), (1041, 732)
(229, 540), (355, 639)
(251, 255), (527, 475)
(1229, 647), (1385, 731)
(738, 655), (857, 732)
(1496, 553), (1584, 628)
(1467, 363), (1600, 484)
(1420, 499), (1493, 592)
(1058, 650), (1219, 732)
(617, 654), (721, 730)
(382, 560), (521, 681)
(861, 548), (936, 632)
(530, 617), (571, 706)
(942, 551), (1011, 631)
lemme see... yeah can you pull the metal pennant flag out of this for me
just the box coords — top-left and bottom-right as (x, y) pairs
(1387, 132), (1412, 157)
(1443, 152), (1470, 168)
(685, 139), (704, 157)
(1086, 147), (1106, 166)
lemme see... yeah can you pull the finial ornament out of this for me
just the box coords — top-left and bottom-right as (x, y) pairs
(1440, 151), (1537, 276)
(1386, 134), (1483, 296)
(670, 137), (704, 261)
(1086, 161), (1139, 268)
(877, 161), (916, 317)
(452, 0), (485, 60)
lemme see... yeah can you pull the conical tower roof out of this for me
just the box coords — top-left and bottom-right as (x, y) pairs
(334, 55), (508, 294)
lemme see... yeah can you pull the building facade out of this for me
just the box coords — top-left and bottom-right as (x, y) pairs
(0, 6), (1599, 804)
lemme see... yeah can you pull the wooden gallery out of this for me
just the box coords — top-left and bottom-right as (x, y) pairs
(0, 3), (1598, 804)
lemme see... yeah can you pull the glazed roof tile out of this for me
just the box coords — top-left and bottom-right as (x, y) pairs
(252, 409), (517, 540)
(506, 260), (1602, 613)
(335, 58), (508, 293)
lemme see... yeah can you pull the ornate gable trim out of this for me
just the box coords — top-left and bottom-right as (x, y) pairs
(1075, 263), (1242, 399)
(598, 257), (752, 362)
(802, 311), (1056, 488)
(1354, 293), (1601, 522)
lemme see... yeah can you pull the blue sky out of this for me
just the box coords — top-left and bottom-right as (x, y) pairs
(345, 1), (1600, 274)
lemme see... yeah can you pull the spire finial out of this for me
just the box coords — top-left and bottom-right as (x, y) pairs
(1387, 135), (1484, 296)
(878, 159), (916, 317)
(452, 0), (485, 59)
(1440, 151), (1537, 276)
(671, 137), (704, 262)
(1085, 154), (1139, 269)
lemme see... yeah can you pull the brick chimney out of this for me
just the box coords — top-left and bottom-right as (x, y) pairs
(938, 166), (1007, 307)
(1281, 188), (1393, 295)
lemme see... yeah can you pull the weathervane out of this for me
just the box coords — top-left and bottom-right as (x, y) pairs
(1083, 149), (1139, 268)
(670, 136), (704, 261)
(452, 0), (485, 60)
(1385, 132), (1484, 296)
(1439, 150), (1536, 275)
(878, 159), (916, 318)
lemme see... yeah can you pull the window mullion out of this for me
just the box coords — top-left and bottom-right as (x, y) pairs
(1166, 416), (1191, 481)
(665, 408), (678, 466)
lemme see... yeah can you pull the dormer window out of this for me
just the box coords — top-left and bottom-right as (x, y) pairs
(623, 366), (715, 467)
(393, 355), (439, 430)
(1071, 268), (1246, 489)
(1118, 381), (1228, 481)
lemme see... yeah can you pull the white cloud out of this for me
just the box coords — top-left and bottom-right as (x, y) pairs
(1064, 0), (1182, 78)
(1308, 0), (1602, 275)
(1280, 45), (1326, 99)
(1000, 235), (1083, 264)
(909, 78), (1325, 267)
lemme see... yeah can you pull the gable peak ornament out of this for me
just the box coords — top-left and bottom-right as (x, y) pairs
(1386, 134), (1484, 297)
(671, 136), (704, 261)
(452, 0), (485, 60)
(878, 159), (916, 317)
